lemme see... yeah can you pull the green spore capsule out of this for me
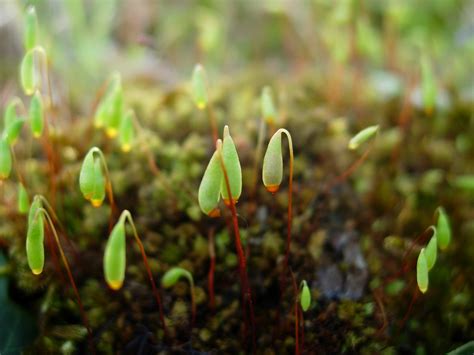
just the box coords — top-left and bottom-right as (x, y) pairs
(4, 97), (23, 129)
(29, 91), (44, 138)
(90, 158), (106, 207)
(198, 140), (223, 217)
(348, 125), (379, 150)
(0, 137), (12, 180)
(425, 227), (437, 271)
(119, 110), (135, 152)
(20, 49), (39, 96)
(161, 267), (194, 288)
(436, 207), (451, 250)
(104, 87), (124, 138)
(4, 118), (26, 146)
(26, 198), (44, 275)
(261, 86), (277, 124)
(191, 64), (208, 110)
(24, 6), (38, 51)
(79, 149), (95, 200)
(300, 280), (311, 312)
(94, 73), (121, 128)
(18, 183), (30, 214)
(103, 218), (126, 290)
(416, 248), (429, 294)
(220, 126), (242, 205)
(262, 130), (283, 193)
(421, 55), (436, 115)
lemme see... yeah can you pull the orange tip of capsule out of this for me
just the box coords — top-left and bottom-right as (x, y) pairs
(208, 208), (221, 218)
(91, 199), (103, 207)
(106, 128), (118, 138)
(197, 102), (206, 110)
(108, 280), (123, 290)
(265, 184), (280, 194)
(121, 144), (131, 153)
(32, 268), (43, 275)
(223, 198), (238, 207)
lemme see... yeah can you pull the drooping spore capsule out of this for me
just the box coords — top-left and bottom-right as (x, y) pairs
(4, 118), (26, 146)
(104, 219), (126, 290)
(300, 280), (311, 312)
(416, 248), (429, 294)
(436, 207), (451, 250)
(0, 137), (12, 180)
(119, 110), (135, 152)
(26, 198), (44, 275)
(424, 229), (437, 271)
(348, 125), (379, 150)
(20, 50), (39, 96)
(4, 97), (22, 128)
(24, 6), (38, 51)
(262, 130), (283, 193)
(198, 141), (223, 217)
(104, 87), (124, 138)
(191, 64), (208, 110)
(220, 126), (242, 205)
(79, 149), (95, 200)
(29, 91), (44, 138)
(18, 183), (30, 214)
(161, 267), (193, 289)
(90, 158), (106, 207)
(261, 86), (277, 124)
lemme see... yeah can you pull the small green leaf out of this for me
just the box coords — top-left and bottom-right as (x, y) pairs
(261, 86), (277, 124)
(20, 50), (39, 96)
(436, 207), (451, 250)
(79, 149), (95, 200)
(348, 125), (379, 150)
(300, 280), (311, 312)
(103, 219), (126, 290)
(26, 199), (44, 275)
(29, 91), (44, 138)
(424, 228), (437, 270)
(161, 267), (193, 288)
(24, 6), (38, 51)
(220, 126), (242, 205)
(119, 110), (135, 152)
(416, 248), (429, 294)
(4, 118), (26, 146)
(90, 158), (105, 207)
(18, 183), (29, 214)
(191, 64), (208, 110)
(198, 142), (223, 217)
(0, 138), (12, 180)
(421, 55), (436, 115)
(262, 130), (283, 193)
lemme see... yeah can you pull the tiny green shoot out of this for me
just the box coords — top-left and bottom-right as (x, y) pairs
(424, 226), (437, 271)
(191, 64), (208, 110)
(421, 55), (436, 115)
(24, 6), (38, 51)
(119, 109), (135, 153)
(29, 90), (44, 138)
(0, 137), (12, 180)
(161, 266), (196, 325)
(300, 280), (311, 312)
(261, 86), (277, 125)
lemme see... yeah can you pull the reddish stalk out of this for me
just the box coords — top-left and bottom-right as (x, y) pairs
(207, 228), (216, 311)
(38, 209), (94, 354)
(206, 103), (219, 143)
(122, 211), (169, 339)
(217, 141), (256, 351)
(251, 118), (266, 199)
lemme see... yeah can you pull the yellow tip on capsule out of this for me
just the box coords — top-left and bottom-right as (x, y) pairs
(121, 144), (131, 153)
(32, 268), (43, 275)
(108, 280), (123, 290)
(197, 102), (206, 110)
(265, 184), (280, 194)
(91, 199), (103, 207)
(33, 132), (41, 138)
(106, 128), (118, 138)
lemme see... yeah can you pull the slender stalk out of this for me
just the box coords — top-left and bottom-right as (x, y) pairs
(37, 208), (94, 353)
(251, 118), (266, 199)
(217, 141), (256, 351)
(207, 228), (216, 311)
(206, 104), (218, 143)
(90, 147), (117, 229)
(121, 211), (169, 339)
